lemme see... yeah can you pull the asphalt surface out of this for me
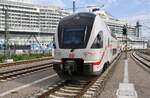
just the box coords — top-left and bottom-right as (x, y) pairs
(128, 53), (150, 98)
(0, 67), (60, 98)
(99, 52), (150, 98)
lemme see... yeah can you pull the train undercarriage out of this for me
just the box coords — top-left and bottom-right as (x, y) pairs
(53, 59), (108, 79)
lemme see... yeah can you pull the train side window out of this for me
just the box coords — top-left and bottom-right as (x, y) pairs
(91, 31), (103, 48)
(112, 48), (117, 55)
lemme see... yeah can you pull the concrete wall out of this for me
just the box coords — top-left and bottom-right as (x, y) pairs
(129, 41), (147, 49)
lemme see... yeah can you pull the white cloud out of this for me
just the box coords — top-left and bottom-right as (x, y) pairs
(122, 13), (150, 37)
(125, 14), (150, 22)
(32, 0), (117, 10)
(71, 0), (117, 8)
(96, 0), (117, 9)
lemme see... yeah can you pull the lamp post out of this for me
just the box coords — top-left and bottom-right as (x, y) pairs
(73, 0), (76, 13)
(2, 5), (10, 60)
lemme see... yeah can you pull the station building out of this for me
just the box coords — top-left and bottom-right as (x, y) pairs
(95, 10), (136, 38)
(0, 0), (69, 52)
(128, 36), (148, 49)
(94, 10), (148, 49)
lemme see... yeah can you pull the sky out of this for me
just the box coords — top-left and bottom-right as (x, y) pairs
(32, 0), (150, 38)
(32, 0), (150, 18)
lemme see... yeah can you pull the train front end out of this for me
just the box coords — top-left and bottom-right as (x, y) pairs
(53, 12), (106, 77)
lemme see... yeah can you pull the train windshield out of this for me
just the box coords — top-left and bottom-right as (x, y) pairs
(58, 12), (96, 49)
(63, 27), (85, 45)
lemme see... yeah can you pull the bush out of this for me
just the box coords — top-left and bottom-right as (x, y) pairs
(0, 54), (4, 63)
(0, 53), (51, 63)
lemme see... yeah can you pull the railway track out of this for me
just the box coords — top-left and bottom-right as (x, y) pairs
(38, 78), (98, 98)
(136, 51), (150, 62)
(0, 62), (52, 82)
(30, 53), (121, 98)
(131, 51), (150, 73)
(138, 49), (150, 55)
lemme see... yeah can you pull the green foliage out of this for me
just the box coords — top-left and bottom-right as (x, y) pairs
(0, 53), (51, 63)
(0, 55), (5, 63)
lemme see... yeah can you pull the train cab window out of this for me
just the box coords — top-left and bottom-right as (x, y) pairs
(60, 26), (86, 49)
(91, 31), (103, 48)
(63, 27), (85, 45)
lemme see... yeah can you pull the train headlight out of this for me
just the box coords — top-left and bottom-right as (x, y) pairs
(89, 60), (101, 65)
(85, 60), (101, 66)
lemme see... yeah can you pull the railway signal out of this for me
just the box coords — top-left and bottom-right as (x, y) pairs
(122, 25), (127, 35)
(122, 25), (128, 59)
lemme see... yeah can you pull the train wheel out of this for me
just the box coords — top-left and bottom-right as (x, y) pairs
(102, 63), (109, 73)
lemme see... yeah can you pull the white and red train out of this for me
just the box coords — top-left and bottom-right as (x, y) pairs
(53, 12), (121, 78)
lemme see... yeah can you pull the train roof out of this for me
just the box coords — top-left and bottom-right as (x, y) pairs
(60, 12), (96, 22)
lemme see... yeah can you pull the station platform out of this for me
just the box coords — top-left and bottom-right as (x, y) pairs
(99, 52), (150, 98)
